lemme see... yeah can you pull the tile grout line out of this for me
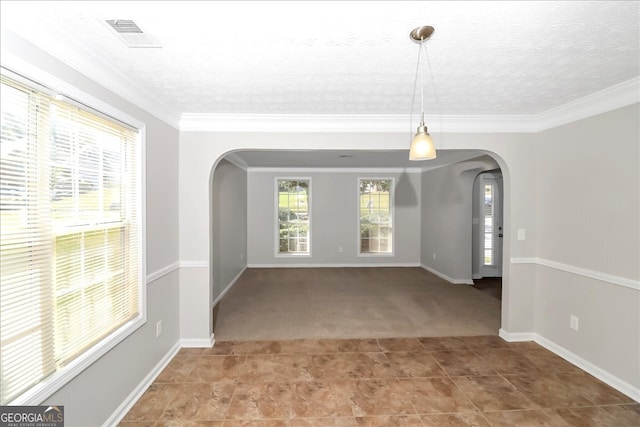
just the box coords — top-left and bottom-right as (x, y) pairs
(122, 338), (640, 425)
(221, 377), (240, 422)
(382, 350), (422, 419)
(428, 342), (499, 427)
(160, 363), (193, 424)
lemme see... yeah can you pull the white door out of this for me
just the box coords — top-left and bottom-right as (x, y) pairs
(479, 173), (503, 278)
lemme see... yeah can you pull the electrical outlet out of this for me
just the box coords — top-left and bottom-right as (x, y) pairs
(156, 320), (162, 337)
(433, 253), (436, 260)
(570, 315), (579, 331)
(517, 228), (526, 241)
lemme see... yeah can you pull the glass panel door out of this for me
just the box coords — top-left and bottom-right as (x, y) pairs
(479, 173), (503, 277)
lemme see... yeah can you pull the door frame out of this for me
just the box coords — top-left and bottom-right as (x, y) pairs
(473, 170), (504, 278)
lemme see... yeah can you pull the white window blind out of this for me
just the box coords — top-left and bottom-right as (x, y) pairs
(0, 74), (141, 404)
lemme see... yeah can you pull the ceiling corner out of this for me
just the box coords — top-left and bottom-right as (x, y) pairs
(1, 26), (182, 129)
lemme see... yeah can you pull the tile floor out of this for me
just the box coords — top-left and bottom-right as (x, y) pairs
(119, 336), (639, 426)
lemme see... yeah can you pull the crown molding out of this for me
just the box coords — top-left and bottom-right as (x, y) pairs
(1, 27), (181, 129)
(4, 26), (636, 134)
(180, 78), (639, 133)
(247, 167), (424, 173)
(179, 113), (536, 133)
(533, 77), (640, 132)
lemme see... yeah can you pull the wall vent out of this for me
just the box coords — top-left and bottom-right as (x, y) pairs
(104, 19), (162, 48)
(106, 19), (143, 34)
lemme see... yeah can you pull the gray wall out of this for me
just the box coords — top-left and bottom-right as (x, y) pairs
(211, 159), (248, 302)
(247, 170), (421, 266)
(3, 32), (181, 426)
(416, 106), (640, 392)
(177, 131), (537, 341)
(534, 104), (640, 391)
(420, 157), (499, 283)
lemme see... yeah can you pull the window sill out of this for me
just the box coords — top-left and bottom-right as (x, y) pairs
(8, 314), (146, 406)
(275, 253), (312, 258)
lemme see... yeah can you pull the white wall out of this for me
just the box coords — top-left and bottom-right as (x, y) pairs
(534, 103), (640, 396)
(2, 32), (181, 426)
(247, 169), (421, 266)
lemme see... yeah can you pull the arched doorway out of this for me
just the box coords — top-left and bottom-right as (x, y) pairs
(473, 170), (504, 279)
(209, 149), (512, 339)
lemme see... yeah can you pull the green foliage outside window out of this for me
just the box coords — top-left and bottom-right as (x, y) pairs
(359, 179), (392, 253)
(277, 179), (310, 254)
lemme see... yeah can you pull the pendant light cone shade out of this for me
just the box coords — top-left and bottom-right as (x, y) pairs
(410, 124), (436, 160)
(408, 26), (437, 161)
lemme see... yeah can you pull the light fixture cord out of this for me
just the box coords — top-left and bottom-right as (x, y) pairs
(409, 38), (423, 139)
(422, 40), (442, 135)
(420, 38), (425, 125)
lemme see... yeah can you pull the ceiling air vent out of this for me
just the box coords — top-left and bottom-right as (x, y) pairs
(104, 19), (162, 48)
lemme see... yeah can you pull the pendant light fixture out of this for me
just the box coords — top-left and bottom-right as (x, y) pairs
(409, 26), (437, 161)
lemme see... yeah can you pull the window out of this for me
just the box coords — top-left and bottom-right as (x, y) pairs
(276, 178), (310, 255)
(0, 73), (143, 404)
(359, 178), (393, 254)
(483, 182), (495, 265)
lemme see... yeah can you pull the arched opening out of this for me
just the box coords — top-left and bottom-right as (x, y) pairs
(207, 147), (513, 340)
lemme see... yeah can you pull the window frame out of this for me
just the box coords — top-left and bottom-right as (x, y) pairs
(274, 177), (311, 257)
(357, 177), (395, 257)
(1, 66), (147, 406)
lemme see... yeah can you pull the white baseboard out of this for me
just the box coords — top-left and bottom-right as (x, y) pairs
(212, 266), (247, 307)
(533, 334), (640, 402)
(181, 333), (215, 348)
(499, 329), (536, 342)
(420, 264), (474, 285)
(247, 263), (421, 268)
(103, 341), (181, 427)
(499, 329), (639, 402)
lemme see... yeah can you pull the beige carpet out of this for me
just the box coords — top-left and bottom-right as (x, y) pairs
(214, 267), (502, 341)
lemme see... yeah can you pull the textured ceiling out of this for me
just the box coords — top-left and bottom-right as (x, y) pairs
(2, 0), (639, 121)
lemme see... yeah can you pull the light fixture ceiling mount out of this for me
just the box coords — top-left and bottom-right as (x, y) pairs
(408, 25), (437, 161)
(409, 26), (434, 43)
